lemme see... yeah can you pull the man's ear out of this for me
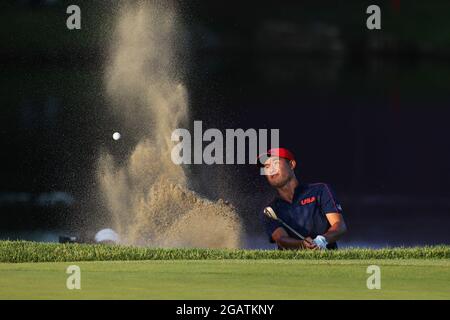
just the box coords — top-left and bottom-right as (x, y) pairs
(290, 160), (297, 170)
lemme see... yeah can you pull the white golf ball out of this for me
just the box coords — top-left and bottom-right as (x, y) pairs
(112, 132), (121, 140)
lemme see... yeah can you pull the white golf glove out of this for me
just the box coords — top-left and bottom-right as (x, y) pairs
(313, 235), (328, 250)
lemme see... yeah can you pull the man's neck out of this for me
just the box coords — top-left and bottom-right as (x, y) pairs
(277, 177), (299, 203)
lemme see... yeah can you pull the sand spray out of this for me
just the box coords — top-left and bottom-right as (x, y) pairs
(97, 1), (242, 248)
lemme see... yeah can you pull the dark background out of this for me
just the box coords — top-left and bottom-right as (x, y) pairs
(1, 0), (449, 247)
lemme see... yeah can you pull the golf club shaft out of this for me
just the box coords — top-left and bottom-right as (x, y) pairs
(264, 207), (313, 245)
(277, 218), (315, 245)
(277, 218), (305, 240)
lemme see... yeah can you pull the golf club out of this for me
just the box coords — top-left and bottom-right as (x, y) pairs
(264, 206), (314, 244)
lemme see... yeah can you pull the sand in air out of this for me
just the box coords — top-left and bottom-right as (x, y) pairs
(98, 1), (242, 248)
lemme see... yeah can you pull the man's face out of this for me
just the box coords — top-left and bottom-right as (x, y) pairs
(263, 157), (295, 188)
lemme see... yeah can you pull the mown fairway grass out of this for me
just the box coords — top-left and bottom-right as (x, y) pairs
(0, 241), (449, 299)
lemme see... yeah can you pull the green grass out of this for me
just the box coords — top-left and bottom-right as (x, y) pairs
(1, 241), (449, 299)
(1, 241), (450, 263)
(1, 259), (449, 299)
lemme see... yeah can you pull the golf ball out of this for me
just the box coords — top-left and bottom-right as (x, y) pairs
(112, 132), (121, 140)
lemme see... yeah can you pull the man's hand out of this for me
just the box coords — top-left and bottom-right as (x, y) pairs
(312, 235), (328, 249)
(302, 237), (318, 250)
(272, 228), (318, 250)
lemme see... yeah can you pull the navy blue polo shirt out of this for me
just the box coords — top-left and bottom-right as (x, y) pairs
(262, 182), (343, 249)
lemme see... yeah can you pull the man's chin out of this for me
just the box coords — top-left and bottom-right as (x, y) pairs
(269, 179), (287, 188)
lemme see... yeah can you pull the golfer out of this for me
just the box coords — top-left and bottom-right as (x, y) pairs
(259, 148), (347, 250)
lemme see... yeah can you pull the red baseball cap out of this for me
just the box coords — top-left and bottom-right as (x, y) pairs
(257, 148), (295, 167)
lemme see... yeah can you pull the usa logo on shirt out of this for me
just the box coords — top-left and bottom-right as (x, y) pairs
(300, 196), (316, 205)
